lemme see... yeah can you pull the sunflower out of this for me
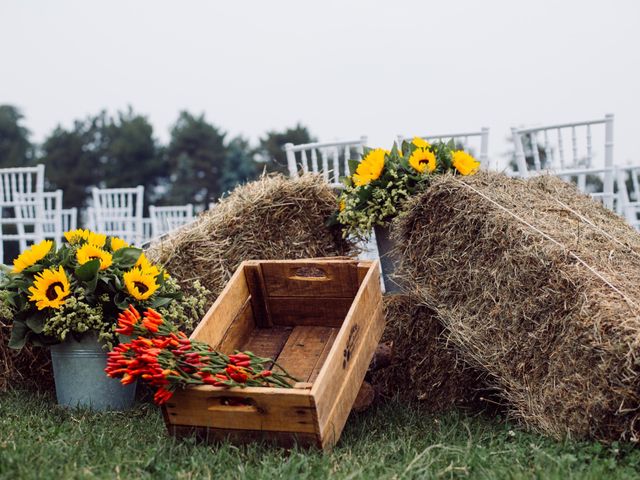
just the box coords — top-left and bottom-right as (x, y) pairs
(412, 137), (431, 149)
(352, 149), (388, 187)
(12, 239), (53, 273)
(110, 237), (129, 251)
(76, 244), (113, 271)
(123, 268), (159, 300)
(28, 266), (71, 310)
(339, 199), (346, 212)
(451, 150), (480, 176)
(409, 148), (437, 173)
(135, 253), (163, 277)
(64, 229), (107, 247)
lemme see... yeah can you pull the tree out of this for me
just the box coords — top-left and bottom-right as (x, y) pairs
(100, 108), (166, 207)
(257, 124), (316, 175)
(0, 105), (33, 168)
(165, 112), (227, 207)
(219, 136), (257, 195)
(40, 117), (103, 208)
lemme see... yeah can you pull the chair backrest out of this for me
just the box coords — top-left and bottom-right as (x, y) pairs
(554, 166), (625, 215)
(41, 190), (64, 244)
(91, 186), (145, 245)
(142, 217), (153, 243)
(397, 128), (490, 168)
(61, 207), (78, 232)
(511, 114), (615, 209)
(149, 204), (194, 237)
(284, 136), (368, 187)
(11, 191), (46, 252)
(615, 166), (640, 229)
(0, 164), (45, 206)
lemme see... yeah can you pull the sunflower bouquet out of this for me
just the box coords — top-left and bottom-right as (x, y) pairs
(1, 229), (193, 351)
(334, 137), (480, 238)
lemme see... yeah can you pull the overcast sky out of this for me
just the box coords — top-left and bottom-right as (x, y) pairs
(1, 0), (639, 169)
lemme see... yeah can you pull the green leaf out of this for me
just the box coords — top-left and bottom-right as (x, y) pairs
(150, 296), (173, 309)
(75, 259), (101, 282)
(26, 312), (45, 334)
(114, 292), (130, 310)
(112, 247), (142, 269)
(8, 320), (29, 349)
(348, 159), (360, 176)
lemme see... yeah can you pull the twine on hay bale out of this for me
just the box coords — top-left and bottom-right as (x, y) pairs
(146, 174), (355, 302)
(395, 170), (640, 442)
(372, 294), (488, 412)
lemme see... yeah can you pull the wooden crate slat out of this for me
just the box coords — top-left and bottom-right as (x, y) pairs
(240, 326), (293, 360)
(165, 388), (317, 434)
(268, 297), (352, 328)
(308, 328), (339, 383)
(191, 266), (250, 347)
(274, 326), (338, 384)
(244, 261), (273, 327)
(261, 260), (360, 298)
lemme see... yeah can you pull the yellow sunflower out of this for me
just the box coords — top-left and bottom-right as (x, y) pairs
(12, 240), (53, 273)
(352, 149), (388, 187)
(412, 137), (431, 149)
(339, 199), (346, 212)
(28, 266), (71, 310)
(123, 268), (159, 300)
(64, 229), (107, 247)
(110, 237), (129, 251)
(76, 244), (113, 271)
(409, 148), (437, 173)
(451, 150), (480, 176)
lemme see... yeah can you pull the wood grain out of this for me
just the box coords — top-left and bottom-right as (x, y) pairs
(261, 260), (360, 298)
(275, 326), (337, 384)
(268, 297), (352, 328)
(217, 298), (255, 354)
(244, 261), (273, 328)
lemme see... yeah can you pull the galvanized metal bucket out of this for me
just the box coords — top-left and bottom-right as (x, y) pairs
(50, 331), (136, 411)
(373, 225), (404, 294)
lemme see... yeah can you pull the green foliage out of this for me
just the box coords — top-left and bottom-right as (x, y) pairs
(0, 105), (33, 168)
(157, 279), (210, 334)
(257, 123), (316, 175)
(165, 111), (228, 207)
(2, 391), (640, 479)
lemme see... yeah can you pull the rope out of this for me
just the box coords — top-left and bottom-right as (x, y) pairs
(453, 178), (640, 312)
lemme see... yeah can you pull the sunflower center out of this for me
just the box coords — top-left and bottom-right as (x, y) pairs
(418, 159), (430, 165)
(46, 282), (64, 300)
(134, 281), (149, 294)
(89, 255), (101, 261)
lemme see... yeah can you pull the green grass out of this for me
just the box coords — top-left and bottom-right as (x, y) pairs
(1, 390), (639, 479)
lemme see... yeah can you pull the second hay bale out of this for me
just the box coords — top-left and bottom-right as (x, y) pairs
(396, 171), (640, 442)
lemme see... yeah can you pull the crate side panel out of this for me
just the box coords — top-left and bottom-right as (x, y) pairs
(261, 261), (360, 298)
(165, 388), (317, 434)
(240, 326), (293, 361)
(268, 297), (352, 328)
(217, 299), (255, 354)
(308, 328), (339, 383)
(191, 265), (251, 347)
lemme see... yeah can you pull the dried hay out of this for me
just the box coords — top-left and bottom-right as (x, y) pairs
(146, 174), (354, 301)
(372, 294), (488, 412)
(1, 320), (53, 393)
(395, 170), (640, 442)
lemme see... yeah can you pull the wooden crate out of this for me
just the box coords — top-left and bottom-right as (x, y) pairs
(162, 258), (384, 450)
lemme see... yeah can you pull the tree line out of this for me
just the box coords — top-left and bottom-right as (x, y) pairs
(0, 105), (315, 210)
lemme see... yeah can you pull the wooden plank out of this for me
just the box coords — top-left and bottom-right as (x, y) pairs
(165, 387), (317, 434)
(310, 260), (384, 449)
(244, 261), (273, 327)
(168, 425), (321, 449)
(191, 265), (250, 348)
(268, 297), (352, 328)
(308, 328), (338, 383)
(357, 261), (373, 286)
(274, 326), (336, 384)
(217, 298), (255, 355)
(240, 326), (292, 360)
(261, 260), (360, 298)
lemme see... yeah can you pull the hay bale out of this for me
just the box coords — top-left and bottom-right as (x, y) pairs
(372, 294), (487, 412)
(1, 320), (53, 393)
(146, 174), (354, 301)
(395, 170), (640, 442)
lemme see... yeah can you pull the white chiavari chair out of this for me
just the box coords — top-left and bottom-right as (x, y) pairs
(91, 186), (145, 245)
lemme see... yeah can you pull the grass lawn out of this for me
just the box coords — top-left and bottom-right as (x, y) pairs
(1, 390), (639, 479)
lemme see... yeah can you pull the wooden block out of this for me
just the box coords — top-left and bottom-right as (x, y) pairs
(275, 326), (337, 384)
(268, 297), (352, 328)
(191, 266), (250, 347)
(244, 261), (273, 327)
(261, 260), (360, 298)
(240, 326), (293, 360)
